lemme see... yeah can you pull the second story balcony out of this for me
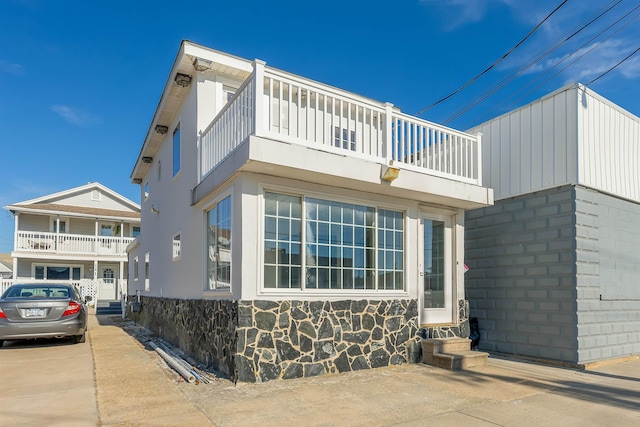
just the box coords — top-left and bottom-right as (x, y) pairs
(15, 231), (134, 258)
(199, 61), (482, 188)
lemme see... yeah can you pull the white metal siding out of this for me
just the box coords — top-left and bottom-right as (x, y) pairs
(54, 190), (137, 212)
(472, 86), (578, 200)
(578, 89), (640, 202)
(470, 83), (640, 203)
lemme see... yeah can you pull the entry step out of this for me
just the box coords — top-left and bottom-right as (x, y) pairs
(421, 337), (488, 370)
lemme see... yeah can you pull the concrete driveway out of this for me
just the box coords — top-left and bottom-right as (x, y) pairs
(1, 314), (639, 426)
(0, 337), (98, 426)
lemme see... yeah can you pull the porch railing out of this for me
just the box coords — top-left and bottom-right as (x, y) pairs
(15, 231), (134, 257)
(199, 62), (482, 185)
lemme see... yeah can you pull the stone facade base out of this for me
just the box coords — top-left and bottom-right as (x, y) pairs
(127, 297), (420, 383)
(419, 300), (470, 339)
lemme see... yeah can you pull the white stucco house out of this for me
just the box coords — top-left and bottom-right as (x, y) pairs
(3, 182), (141, 300)
(464, 83), (640, 366)
(127, 41), (493, 382)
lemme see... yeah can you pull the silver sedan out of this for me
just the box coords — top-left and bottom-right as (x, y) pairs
(0, 283), (91, 347)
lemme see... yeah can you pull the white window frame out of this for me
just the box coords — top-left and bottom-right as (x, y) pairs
(204, 192), (232, 292)
(51, 217), (69, 233)
(32, 262), (83, 281)
(91, 189), (102, 201)
(133, 256), (139, 281)
(172, 123), (181, 178)
(172, 232), (181, 261)
(259, 187), (406, 295)
(144, 252), (150, 291)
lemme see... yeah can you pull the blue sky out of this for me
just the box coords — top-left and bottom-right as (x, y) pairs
(1, 0), (639, 253)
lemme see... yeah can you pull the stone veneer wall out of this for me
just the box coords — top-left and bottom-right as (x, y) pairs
(235, 299), (420, 382)
(419, 300), (471, 339)
(126, 297), (239, 379)
(127, 297), (420, 383)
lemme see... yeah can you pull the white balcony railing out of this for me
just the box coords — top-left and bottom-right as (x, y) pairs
(199, 62), (482, 185)
(15, 231), (134, 257)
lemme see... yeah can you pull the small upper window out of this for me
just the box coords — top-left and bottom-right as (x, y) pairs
(144, 182), (149, 200)
(53, 220), (66, 233)
(173, 233), (181, 260)
(132, 226), (141, 238)
(133, 256), (139, 281)
(173, 124), (181, 177)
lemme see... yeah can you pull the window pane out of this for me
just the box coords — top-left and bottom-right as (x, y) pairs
(377, 209), (404, 291)
(263, 192), (302, 289)
(72, 267), (81, 280)
(206, 196), (232, 290)
(423, 219), (445, 308)
(47, 266), (70, 280)
(35, 266), (44, 280)
(173, 124), (181, 177)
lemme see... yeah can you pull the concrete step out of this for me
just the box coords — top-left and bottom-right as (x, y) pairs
(432, 351), (488, 370)
(95, 300), (123, 315)
(421, 337), (471, 362)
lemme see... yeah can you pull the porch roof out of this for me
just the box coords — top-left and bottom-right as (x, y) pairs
(6, 203), (141, 221)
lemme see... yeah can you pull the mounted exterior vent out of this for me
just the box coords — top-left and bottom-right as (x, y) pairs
(132, 178), (143, 184)
(142, 156), (153, 164)
(155, 125), (168, 134)
(174, 73), (192, 87)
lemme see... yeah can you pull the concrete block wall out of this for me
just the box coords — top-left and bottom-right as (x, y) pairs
(465, 186), (579, 363)
(575, 186), (640, 363)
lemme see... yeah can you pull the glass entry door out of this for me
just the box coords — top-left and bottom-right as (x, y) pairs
(421, 215), (453, 324)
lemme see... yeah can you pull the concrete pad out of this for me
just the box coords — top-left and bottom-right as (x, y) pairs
(0, 338), (97, 426)
(89, 315), (212, 426)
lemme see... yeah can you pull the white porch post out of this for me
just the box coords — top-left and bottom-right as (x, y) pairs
(13, 212), (19, 252)
(94, 219), (99, 255)
(384, 102), (394, 163)
(55, 215), (60, 252)
(252, 59), (266, 137)
(119, 220), (124, 253)
(119, 260), (124, 297)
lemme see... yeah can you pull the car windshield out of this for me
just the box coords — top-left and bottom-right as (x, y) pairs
(3, 286), (71, 299)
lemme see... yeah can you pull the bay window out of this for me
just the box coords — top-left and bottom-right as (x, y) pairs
(263, 192), (404, 291)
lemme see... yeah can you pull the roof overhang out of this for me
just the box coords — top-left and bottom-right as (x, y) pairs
(130, 40), (253, 184)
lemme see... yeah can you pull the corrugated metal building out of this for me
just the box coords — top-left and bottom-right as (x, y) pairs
(465, 83), (640, 365)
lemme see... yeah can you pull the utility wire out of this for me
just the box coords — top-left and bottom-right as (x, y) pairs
(415, 0), (569, 116)
(586, 46), (640, 85)
(442, 0), (624, 125)
(466, 1), (640, 127)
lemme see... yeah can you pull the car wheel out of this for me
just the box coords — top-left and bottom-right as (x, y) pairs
(74, 332), (86, 344)
(0, 340), (4, 348)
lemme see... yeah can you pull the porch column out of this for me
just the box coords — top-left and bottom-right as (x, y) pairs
(55, 215), (60, 251)
(94, 219), (99, 255)
(252, 59), (266, 137)
(13, 212), (19, 252)
(93, 260), (98, 280)
(12, 257), (17, 281)
(119, 260), (124, 298)
(120, 220), (124, 253)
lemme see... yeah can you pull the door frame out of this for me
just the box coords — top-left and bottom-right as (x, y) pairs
(419, 210), (455, 325)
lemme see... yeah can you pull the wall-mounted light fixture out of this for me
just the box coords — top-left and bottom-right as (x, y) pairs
(132, 178), (143, 184)
(193, 57), (212, 71)
(142, 156), (153, 164)
(155, 125), (168, 135)
(151, 205), (160, 214)
(174, 73), (192, 87)
(381, 163), (400, 182)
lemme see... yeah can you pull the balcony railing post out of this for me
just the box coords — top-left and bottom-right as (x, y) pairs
(252, 59), (267, 137)
(384, 102), (394, 163)
(476, 132), (483, 186)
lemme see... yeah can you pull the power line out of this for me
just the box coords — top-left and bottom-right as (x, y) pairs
(443, 0), (624, 126)
(586, 45), (640, 85)
(466, 1), (639, 127)
(415, 0), (569, 116)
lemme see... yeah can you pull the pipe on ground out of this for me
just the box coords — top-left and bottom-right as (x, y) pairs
(149, 341), (195, 383)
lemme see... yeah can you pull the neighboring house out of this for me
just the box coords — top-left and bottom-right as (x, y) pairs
(4, 182), (141, 301)
(127, 41), (493, 382)
(465, 83), (640, 365)
(0, 254), (12, 279)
